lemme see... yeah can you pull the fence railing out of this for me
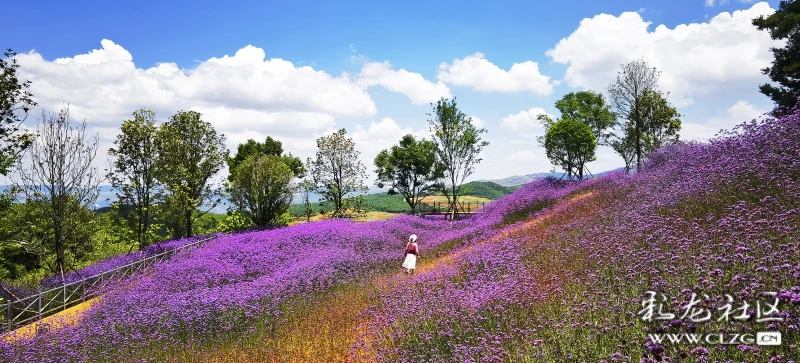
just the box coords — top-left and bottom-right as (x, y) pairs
(1, 234), (220, 334)
(419, 201), (486, 218)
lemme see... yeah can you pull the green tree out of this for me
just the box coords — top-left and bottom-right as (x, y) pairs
(544, 118), (597, 180)
(155, 111), (228, 238)
(107, 108), (161, 250)
(11, 107), (102, 281)
(607, 90), (681, 172)
(306, 129), (368, 217)
(0, 49), (37, 176)
(374, 134), (443, 215)
(298, 179), (315, 222)
(607, 58), (661, 171)
(753, 0), (800, 114)
(230, 154), (296, 226)
(427, 97), (489, 220)
(637, 90), (681, 154)
(218, 211), (254, 232)
(227, 136), (304, 181)
(554, 91), (616, 146)
(610, 129), (637, 173)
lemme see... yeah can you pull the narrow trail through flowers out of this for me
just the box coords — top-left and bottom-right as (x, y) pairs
(198, 192), (595, 363)
(2, 297), (100, 343)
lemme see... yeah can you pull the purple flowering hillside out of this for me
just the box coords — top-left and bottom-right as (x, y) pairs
(2, 106), (800, 362)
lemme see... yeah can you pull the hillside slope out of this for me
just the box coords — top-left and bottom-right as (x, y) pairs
(2, 109), (800, 362)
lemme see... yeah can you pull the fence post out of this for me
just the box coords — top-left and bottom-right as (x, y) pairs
(38, 295), (42, 323)
(62, 284), (66, 312)
(6, 300), (11, 331)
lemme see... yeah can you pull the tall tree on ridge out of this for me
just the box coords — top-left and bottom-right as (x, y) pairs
(375, 134), (444, 215)
(428, 97), (488, 221)
(11, 106), (102, 281)
(607, 58), (660, 171)
(307, 129), (368, 217)
(155, 111), (227, 238)
(107, 108), (161, 250)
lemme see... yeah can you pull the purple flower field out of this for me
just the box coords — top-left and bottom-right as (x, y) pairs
(39, 233), (223, 289)
(1, 105), (799, 362)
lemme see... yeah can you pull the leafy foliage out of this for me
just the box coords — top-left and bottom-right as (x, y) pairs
(753, 0), (800, 114)
(298, 179), (316, 222)
(218, 212), (255, 233)
(0, 49), (37, 176)
(307, 129), (368, 217)
(107, 108), (161, 250)
(637, 90), (681, 152)
(544, 118), (597, 180)
(154, 110), (228, 237)
(229, 155), (296, 226)
(374, 134), (443, 214)
(428, 98), (489, 219)
(227, 136), (305, 181)
(607, 59), (681, 171)
(554, 91), (616, 146)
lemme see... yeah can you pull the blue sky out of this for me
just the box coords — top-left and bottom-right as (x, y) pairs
(3, 0), (784, 184)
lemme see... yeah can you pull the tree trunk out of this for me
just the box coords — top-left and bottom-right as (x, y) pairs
(141, 208), (150, 250)
(55, 226), (65, 283)
(450, 183), (458, 221)
(185, 209), (193, 237)
(635, 104), (642, 171)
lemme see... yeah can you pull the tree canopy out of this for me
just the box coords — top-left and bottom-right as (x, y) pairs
(230, 154), (296, 226)
(0, 49), (37, 176)
(753, 0), (800, 114)
(544, 118), (597, 180)
(307, 129), (368, 217)
(227, 136), (304, 181)
(554, 91), (616, 146)
(637, 90), (681, 154)
(428, 98), (488, 219)
(607, 58), (673, 171)
(374, 134), (443, 214)
(154, 110), (228, 238)
(107, 108), (161, 250)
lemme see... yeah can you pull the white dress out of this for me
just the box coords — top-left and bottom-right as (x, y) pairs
(402, 243), (418, 269)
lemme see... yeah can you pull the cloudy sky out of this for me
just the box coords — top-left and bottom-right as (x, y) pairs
(2, 0), (783, 185)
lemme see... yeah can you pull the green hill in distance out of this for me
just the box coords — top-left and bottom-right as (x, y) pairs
(289, 181), (517, 216)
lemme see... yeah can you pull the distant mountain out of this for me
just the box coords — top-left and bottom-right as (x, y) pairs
(478, 172), (563, 187)
(0, 185), (388, 215)
(479, 168), (624, 187)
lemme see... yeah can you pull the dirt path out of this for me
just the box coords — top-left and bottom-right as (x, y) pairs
(2, 297), (100, 343)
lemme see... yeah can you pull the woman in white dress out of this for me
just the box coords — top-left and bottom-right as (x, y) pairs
(402, 234), (420, 274)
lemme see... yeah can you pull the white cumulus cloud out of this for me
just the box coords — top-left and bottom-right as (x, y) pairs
(546, 2), (782, 107)
(499, 108), (552, 133)
(436, 53), (554, 95)
(11, 39), (383, 185)
(357, 61), (451, 104)
(681, 100), (768, 140)
(351, 118), (430, 177)
(17, 40), (377, 129)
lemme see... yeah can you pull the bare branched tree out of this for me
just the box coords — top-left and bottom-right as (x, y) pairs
(607, 58), (660, 171)
(11, 105), (102, 282)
